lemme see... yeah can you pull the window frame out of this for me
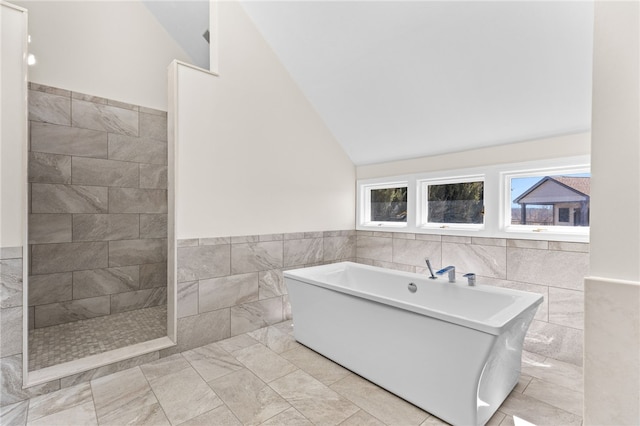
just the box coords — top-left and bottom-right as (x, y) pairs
(417, 175), (485, 231)
(501, 164), (591, 237)
(360, 181), (409, 228)
(356, 155), (590, 242)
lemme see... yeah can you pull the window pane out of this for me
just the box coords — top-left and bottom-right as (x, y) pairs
(510, 173), (590, 226)
(427, 181), (484, 224)
(370, 187), (407, 222)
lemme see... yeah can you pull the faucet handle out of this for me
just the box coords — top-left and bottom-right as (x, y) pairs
(463, 273), (476, 286)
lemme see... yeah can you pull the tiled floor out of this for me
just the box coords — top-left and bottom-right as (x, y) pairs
(6, 320), (583, 425)
(29, 306), (167, 370)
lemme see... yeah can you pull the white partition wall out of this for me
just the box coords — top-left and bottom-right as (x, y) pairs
(0, 1), (28, 250)
(586, 1), (640, 424)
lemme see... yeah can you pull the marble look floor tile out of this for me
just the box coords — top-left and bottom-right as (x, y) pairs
(233, 343), (298, 383)
(330, 374), (428, 425)
(60, 353), (159, 388)
(148, 366), (222, 425)
(339, 409), (385, 425)
(522, 378), (583, 416)
(217, 334), (261, 355)
(280, 346), (351, 386)
(271, 320), (294, 336)
(91, 367), (158, 423)
(140, 353), (191, 382)
(209, 368), (290, 425)
(182, 342), (243, 382)
(513, 374), (533, 393)
(260, 407), (311, 426)
(27, 400), (97, 426)
(419, 415), (449, 425)
(269, 370), (359, 425)
(27, 382), (92, 422)
(0, 400), (29, 426)
(486, 410), (506, 426)
(498, 391), (582, 426)
(98, 402), (169, 426)
(248, 326), (300, 354)
(179, 405), (242, 426)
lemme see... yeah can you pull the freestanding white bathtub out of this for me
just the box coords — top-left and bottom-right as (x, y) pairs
(284, 261), (542, 426)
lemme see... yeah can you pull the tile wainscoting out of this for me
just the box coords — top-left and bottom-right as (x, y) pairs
(27, 82), (169, 330)
(355, 231), (588, 366)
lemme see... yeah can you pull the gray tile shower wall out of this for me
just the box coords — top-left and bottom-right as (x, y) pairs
(27, 83), (168, 329)
(355, 231), (588, 366)
(168, 230), (356, 356)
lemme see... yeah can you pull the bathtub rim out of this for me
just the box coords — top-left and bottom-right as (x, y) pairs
(284, 261), (543, 336)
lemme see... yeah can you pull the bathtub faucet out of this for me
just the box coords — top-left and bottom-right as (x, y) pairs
(424, 258), (437, 279)
(436, 266), (456, 283)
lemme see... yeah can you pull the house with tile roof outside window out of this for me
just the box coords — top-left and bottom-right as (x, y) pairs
(514, 176), (590, 226)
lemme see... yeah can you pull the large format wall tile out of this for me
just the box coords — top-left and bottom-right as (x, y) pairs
(29, 272), (73, 305)
(524, 320), (583, 366)
(31, 242), (108, 274)
(284, 238), (323, 267)
(72, 214), (139, 242)
(140, 263), (167, 289)
(173, 309), (231, 353)
(108, 134), (167, 165)
(391, 238), (441, 268)
(29, 152), (71, 184)
(30, 122), (107, 159)
(199, 273), (259, 313)
(29, 90), (71, 126)
(507, 248), (589, 291)
(356, 236), (392, 262)
(230, 298), (283, 336)
(139, 113), (168, 142)
(73, 267), (139, 298)
(259, 270), (286, 299)
(71, 157), (139, 188)
(34, 296), (110, 328)
(0, 306), (22, 357)
(71, 99), (138, 136)
(32, 184), (108, 214)
(29, 214), (72, 244)
(111, 288), (167, 314)
(480, 277), (549, 322)
(323, 236), (356, 262)
(548, 287), (584, 330)
(140, 215), (167, 238)
(109, 239), (167, 267)
(178, 245), (230, 282)
(108, 188), (167, 213)
(177, 281), (198, 318)
(231, 242), (283, 274)
(139, 164), (168, 189)
(1, 259), (23, 309)
(442, 242), (507, 279)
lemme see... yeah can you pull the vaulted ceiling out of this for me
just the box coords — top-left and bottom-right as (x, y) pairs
(154, 1), (594, 166)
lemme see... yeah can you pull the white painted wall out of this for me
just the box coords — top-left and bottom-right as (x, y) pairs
(173, 1), (355, 239)
(13, 0), (193, 110)
(0, 2), (28, 248)
(357, 132), (590, 179)
(585, 2), (640, 424)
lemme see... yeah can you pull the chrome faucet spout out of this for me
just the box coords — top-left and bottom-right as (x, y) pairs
(436, 266), (456, 283)
(424, 258), (437, 279)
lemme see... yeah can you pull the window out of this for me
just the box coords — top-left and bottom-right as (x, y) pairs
(362, 183), (408, 226)
(356, 156), (589, 242)
(419, 177), (484, 228)
(506, 170), (590, 231)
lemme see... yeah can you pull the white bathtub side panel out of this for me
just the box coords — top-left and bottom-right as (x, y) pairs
(287, 278), (498, 426)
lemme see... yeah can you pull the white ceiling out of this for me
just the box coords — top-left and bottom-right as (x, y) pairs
(239, 1), (594, 165)
(149, 1), (594, 166)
